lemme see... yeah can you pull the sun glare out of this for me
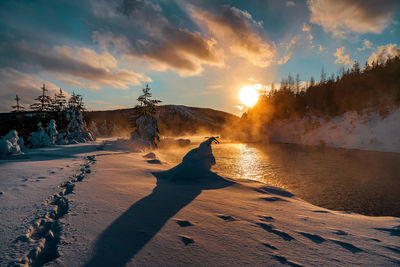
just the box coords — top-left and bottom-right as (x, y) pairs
(239, 85), (259, 107)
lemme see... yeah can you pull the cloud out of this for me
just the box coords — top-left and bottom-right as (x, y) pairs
(307, 0), (396, 36)
(0, 43), (151, 89)
(190, 5), (278, 67)
(91, 0), (223, 76)
(206, 84), (223, 90)
(357, 39), (373, 51)
(302, 23), (311, 32)
(277, 51), (293, 64)
(334, 46), (353, 65)
(368, 43), (400, 65)
(286, 1), (296, 7)
(301, 23), (314, 48)
(0, 68), (68, 112)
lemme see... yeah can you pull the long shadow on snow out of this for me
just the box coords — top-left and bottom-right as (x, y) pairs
(0, 144), (101, 164)
(84, 163), (234, 267)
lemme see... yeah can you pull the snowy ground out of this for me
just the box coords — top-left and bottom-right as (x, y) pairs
(1, 141), (400, 266)
(266, 108), (400, 153)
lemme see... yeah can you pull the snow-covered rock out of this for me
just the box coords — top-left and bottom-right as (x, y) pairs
(0, 130), (22, 156)
(131, 115), (160, 148)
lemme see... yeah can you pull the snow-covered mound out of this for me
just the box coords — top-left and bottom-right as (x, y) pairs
(0, 130), (23, 156)
(29, 122), (51, 148)
(266, 108), (400, 153)
(159, 137), (221, 180)
(131, 115), (160, 148)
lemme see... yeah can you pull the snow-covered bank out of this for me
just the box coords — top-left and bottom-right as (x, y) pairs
(266, 108), (400, 153)
(1, 142), (400, 266)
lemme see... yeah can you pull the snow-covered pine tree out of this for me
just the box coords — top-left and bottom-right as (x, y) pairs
(30, 84), (52, 117)
(130, 84), (162, 148)
(54, 88), (67, 112)
(68, 92), (85, 111)
(135, 84), (161, 117)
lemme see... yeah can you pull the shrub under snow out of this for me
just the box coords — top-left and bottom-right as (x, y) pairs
(0, 130), (23, 156)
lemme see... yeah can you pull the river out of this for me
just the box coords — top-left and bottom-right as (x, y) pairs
(158, 141), (400, 217)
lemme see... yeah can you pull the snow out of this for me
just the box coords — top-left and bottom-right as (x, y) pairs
(265, 108), (400, 153)
(131, 114), (160, 148)
(0, 130), (23, 156)
(48, 119), (59, 146)
(1, 140), (399, 266)
(29, 122), (52, 148)
(65, 110), (94, 144)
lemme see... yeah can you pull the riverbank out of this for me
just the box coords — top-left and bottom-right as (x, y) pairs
(1, 142), (400, 266)
(264, 108), (400, 153)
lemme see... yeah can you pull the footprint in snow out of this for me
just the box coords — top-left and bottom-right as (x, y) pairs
(383, 245), (400, 254)
(175, 220), (194, 227)
(260, 196), (288, 202)
(257, 223), (294, 241)
(217, 215), (236, 222)
(331, 229), (348, 236)
(297, 232), (326, 244)
(273, 254), (304, 267)
(258, 215), (275, 222)
(311, 210), (330, 213)
(261, 242), (277, 250)
(179, 235), (194, 245)
(374, 225), (400, 237)
(329, 239), (363, 253)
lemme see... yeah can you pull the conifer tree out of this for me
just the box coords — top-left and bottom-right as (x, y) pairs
(68, 92), (85, 111)
(30, 84), (52, 116)
(352, 61), (360, 74)
(320, 67), (327, 83)
(135, 84), (162, 117)
(11, 95), (25, 113)
(295, 73), (301, 93)
(54, 88), (67, 112)
(310, 76), (315, 87)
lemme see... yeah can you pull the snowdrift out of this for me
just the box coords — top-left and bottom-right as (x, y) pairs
(0, 130), (23, 156)
(266, 108), (400, 153)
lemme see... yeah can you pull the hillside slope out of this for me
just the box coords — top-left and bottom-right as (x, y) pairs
(84, 105), (238, 136)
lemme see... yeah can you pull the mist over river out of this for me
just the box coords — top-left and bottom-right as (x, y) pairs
(158, 140), (400, 217)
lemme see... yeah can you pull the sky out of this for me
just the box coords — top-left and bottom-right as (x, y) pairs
(1, 0), (400, 115)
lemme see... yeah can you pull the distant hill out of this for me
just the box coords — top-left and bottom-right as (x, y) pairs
(84, 105), (238, 136)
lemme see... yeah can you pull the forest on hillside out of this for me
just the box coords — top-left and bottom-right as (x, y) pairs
(244, 56), (400, 123)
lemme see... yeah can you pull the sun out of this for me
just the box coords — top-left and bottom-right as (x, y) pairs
(239, 85), (259, 107)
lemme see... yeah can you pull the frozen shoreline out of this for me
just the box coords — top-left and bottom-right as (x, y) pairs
(265, 108), (400, 153)
(1, 142), (400, 266)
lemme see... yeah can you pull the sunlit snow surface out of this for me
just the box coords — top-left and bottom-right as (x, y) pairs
(1, 140), (400, 266)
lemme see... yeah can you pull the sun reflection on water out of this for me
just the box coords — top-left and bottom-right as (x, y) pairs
(212, 143), (284, 188)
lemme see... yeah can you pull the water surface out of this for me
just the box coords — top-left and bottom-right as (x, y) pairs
(158, 142), (400, 217)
